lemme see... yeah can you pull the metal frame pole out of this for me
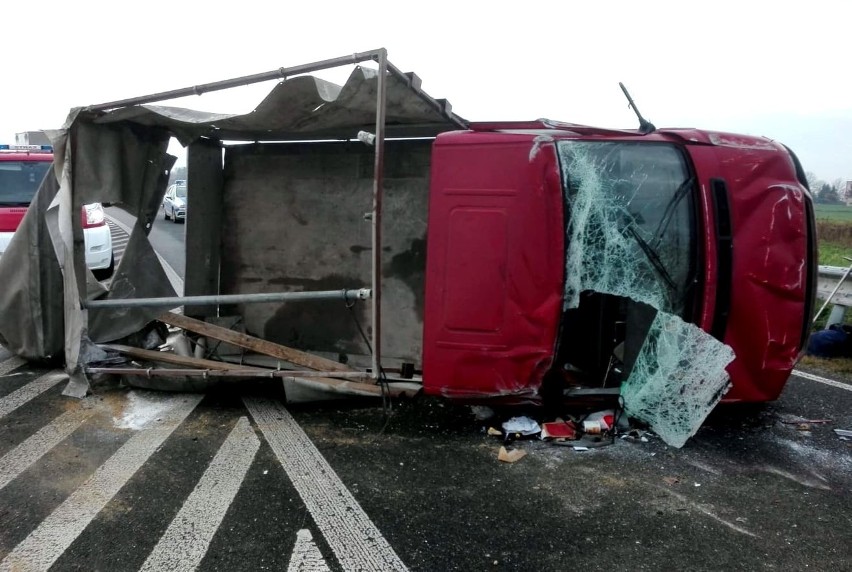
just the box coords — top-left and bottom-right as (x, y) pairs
(85, 50), (383, 112)
(371, 49), (387, 381)
(82, 288), (371, 310)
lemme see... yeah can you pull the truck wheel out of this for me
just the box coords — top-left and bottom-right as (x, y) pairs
(164, 207), (170, 221)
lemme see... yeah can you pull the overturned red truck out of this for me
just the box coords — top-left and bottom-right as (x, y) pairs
(0, 50), (815, 445)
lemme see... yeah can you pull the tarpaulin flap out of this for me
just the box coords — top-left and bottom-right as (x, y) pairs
(94, 67), (461, 142)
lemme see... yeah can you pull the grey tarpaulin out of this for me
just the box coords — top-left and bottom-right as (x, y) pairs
(0, 62), (461, 396)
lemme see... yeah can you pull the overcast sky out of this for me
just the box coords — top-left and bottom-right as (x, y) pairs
(2, 0), (849, 182)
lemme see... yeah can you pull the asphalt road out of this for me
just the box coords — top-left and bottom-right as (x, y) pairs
(106, 205), (186, 280)
(0, 218), (850, 570)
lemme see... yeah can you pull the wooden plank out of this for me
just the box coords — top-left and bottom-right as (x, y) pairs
(157, 312), (355, 373)
(101, 344), (270, 372)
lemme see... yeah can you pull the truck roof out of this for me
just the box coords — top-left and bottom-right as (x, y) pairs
(462, 119), (779, 150)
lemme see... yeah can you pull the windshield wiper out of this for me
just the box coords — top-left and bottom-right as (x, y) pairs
(652, 176), (695, 245)
(624, 224), (677, 291)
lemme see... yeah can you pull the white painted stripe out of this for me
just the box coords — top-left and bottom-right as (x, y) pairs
(0, 407), (94, 491)
(288, 529), (331, 572)
(0, 372), (65, 420)
(792, 369), (852, 392)
(112, 239), (130, 247)
(0, 394), (202, 572)
(105, 214), (183, 295)
(140, 417), (260, 572)
(244, 397), (407, 572)
(0, 356), (26, 377)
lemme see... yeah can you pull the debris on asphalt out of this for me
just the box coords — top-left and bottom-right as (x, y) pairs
(779, 414), (831, 425)
(620, 428), (650, 443)
(501, 416), (541, 437)
(540, 420), (577, 441)
(487, 427), (503, 437)
(471, 406), (495, 421)
(796, 423), (812, 432)
(498, 446), (527, 463)
(663, 476), (681, 486)
(584, 409), (615, 431)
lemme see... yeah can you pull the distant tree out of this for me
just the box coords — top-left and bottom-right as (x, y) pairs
(805, 171), (825, 192)
(817, 183), (841, 204)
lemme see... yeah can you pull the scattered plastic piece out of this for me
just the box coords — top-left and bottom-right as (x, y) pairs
(498, 446), (527, 463)
(663, 476), (680, 486)
(501, 416), (541, 436)
(585, 409), (615, 430)
(487, 427), (503, 437)
(572, 446), (590, 452)
(541, 421), (577, 440)
(621, 312), (735, 448)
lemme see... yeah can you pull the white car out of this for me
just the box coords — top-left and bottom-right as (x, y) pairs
(162, 181), (187, 223)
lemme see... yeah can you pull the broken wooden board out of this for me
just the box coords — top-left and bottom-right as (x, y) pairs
(101, 344), (270, 372)
(157, 312), (355, 373)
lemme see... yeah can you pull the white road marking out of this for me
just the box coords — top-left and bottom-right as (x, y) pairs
(0, 372), (65, 420)
(288, 529), (331, 572)
(791, 369), (852, 392)
(244, 397), (408, 572)
(0, 407), (94, 491)
(0, 356), (26, 377)
(105, 214), (184, 295)
(140, 416), (260, 572)
(0, 394), (202, 572)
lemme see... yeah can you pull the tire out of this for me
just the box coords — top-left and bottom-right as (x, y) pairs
(173, 212), (180, 224)
(92, 253), (115, 281)
(164, 205), (170, 221)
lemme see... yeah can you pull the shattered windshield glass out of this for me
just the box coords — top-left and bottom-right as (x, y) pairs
(557, 141), (696, 314)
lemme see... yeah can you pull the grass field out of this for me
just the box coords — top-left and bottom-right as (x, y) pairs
(814, 203), (852, 222)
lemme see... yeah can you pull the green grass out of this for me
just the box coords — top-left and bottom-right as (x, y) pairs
(819, 240), (851, 266)
(814, 203), (852, 222)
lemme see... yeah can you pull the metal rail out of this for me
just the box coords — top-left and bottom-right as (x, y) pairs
(85, 367), (371, 379)
(83, 288), (371, 309)
(85, 50), (382, 112)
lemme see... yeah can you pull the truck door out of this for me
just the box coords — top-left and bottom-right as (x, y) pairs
(422, 133), (564, 402)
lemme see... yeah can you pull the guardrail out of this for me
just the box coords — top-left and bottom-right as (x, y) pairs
(817, 265), (852, 307)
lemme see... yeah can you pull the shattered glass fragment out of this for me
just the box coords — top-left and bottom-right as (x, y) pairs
(620, 312), (735, 448)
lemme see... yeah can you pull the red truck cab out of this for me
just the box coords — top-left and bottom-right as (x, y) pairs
(422, 121), (815, 404)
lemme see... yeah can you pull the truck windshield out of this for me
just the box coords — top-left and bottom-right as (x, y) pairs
(0, 161), (51, 206)
(557, 141), (696, 315)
